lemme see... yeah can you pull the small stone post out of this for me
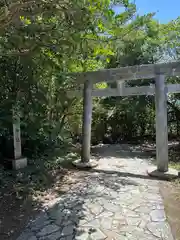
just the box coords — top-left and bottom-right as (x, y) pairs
(12, 108), (27, 169)
(117, 81), (125, 96)
(13, 110), (22, 159)
(155, 74), (168, 172)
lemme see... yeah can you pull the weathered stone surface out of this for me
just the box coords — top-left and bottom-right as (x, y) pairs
(120, 225), (144, 234)
(61, 224), (74, 236)
(122, 209), (140, 217)
(31, 220), (51, 232)
(37, 224), (60, 237)
(28, 237), (37, 240)
(48, 207), (65, 220)
(89, 203), (103, 215)
(75, 231), (89, 240)
(156, 204), (164, 210)
(100, 217), (112, 229)
(83, 218), (101, 228)
(39, 231), (61, 240)
(16, 230), (35, 240)
(103, 202), (121, 212)
(127, 217), (141, 226)
(65, 235), (74, 240)
(89, 228), (107, 239)
(16, 144), (174, 240)
(147, 222), (174, 240)
(150, 209), (166, 222)
(98, 211), (114, 218)
(29, 212), (50, 232)
(135, 206), (152, 214)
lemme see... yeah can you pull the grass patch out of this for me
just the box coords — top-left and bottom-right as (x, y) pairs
(169, 162), (180, 171)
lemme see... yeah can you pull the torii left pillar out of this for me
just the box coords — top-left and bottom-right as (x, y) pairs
(73, 79), (98, 168)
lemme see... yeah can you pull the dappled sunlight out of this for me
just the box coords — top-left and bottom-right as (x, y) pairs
(0, 147), (79, 239)
(16, 144), (174, 240)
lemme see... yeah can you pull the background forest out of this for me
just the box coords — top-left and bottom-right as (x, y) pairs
(0, 0), (180, 157)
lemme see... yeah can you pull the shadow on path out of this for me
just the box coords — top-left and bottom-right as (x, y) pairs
(92, 143), (156, 161)
(0, 148), (76, 240)
(86, 168), (167, 181)
(16, 146), (142, 240)
(16, 143), (176, 240)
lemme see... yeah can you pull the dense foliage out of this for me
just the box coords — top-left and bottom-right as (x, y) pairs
(0, 0), (180, 159)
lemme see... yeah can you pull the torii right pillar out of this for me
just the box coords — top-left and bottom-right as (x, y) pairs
(155, 74), (168, 172)
(148, 74), (178, 180)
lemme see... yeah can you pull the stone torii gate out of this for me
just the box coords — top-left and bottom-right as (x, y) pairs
(71, 61), (180, 179)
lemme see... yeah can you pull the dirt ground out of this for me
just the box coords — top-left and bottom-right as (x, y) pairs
(0, 191), (40, 240)
(0, 167), (74, 240)
(160, 181), (180, 240)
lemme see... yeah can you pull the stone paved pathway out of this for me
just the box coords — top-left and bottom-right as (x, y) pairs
(17, 144), (174, 240)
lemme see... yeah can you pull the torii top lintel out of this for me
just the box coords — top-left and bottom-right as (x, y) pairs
(71, 61), (180, 84)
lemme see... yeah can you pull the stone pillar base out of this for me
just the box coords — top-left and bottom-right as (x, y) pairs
(147, 166), (179, 180)
(12, 157), (27, 170)
(72, 159), (98, 169)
